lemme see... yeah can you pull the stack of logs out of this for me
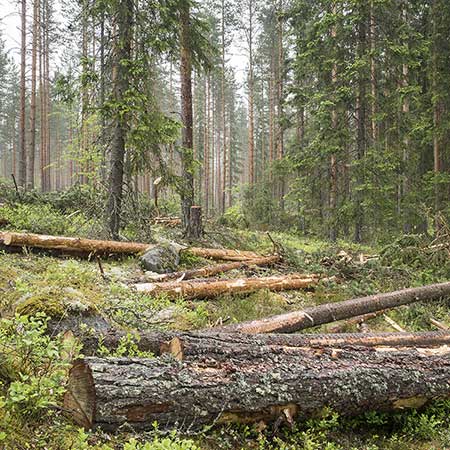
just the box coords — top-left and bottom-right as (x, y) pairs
(0, 231), (449, 432)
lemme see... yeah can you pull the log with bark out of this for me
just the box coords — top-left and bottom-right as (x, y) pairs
(79, 329), (450, 357)
(65, 340), (450, 431)
(182, 247), (260, 261)
(140, 255), (281, 282)
(133, 273), (323, 300)
(214, 281), (450, 334)
(0, 231), (265, 261)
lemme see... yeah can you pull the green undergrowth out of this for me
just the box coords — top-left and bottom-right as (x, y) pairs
(1, 191), (450, 448)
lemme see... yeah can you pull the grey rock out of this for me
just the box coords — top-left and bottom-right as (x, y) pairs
(140, 244), (180, 274)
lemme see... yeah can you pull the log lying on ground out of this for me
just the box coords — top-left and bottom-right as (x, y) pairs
(79, 330), (450, 357)
(183, 247), (260, 261)
(134, 273), (323, 300)
(214, 281), (450, 334)
(0, 231), (264, 261)
(141, 255), (281, 282)
(65, 342), (450, 431)
(0, 231), (153, 255)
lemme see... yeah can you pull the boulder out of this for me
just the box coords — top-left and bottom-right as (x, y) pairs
(140, 244), (180, 274)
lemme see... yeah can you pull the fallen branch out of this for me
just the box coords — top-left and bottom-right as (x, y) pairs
(65, 341), (450, 431)
(140, 256), (281, 282)
(133, 273), (323, 300)
(328, 310), (386, 333)
(430, 318), (449, 331)
(384, 315), (406, 332)
(214, 281), (450, 334)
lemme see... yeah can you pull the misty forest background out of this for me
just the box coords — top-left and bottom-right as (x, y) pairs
(0, 0), (450, 242)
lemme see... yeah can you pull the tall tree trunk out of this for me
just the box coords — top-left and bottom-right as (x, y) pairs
(27, 0), (39, 189)
(277, 0), (285, 208)
(432, 0), (442, 233)
(179, 3), (200, 239)
(220, 0), (227, 212)
(203, 76), (210, 214)
(329, 2), (338, 241)
(107, 0), (133, 238)
(354, 6), (368, 243)
(18, 0), (27, 188)
(247, 0), (255, 185)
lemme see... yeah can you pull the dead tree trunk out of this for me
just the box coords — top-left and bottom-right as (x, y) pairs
(0, 231), (264, 261)
(215, 281), (450, 333)
(134, 273), (322, 300)
(65, 343), (450, 431)
(183, 247), (260, 261)
(140, 255), (280, 282)
(78, 330), (450, 357)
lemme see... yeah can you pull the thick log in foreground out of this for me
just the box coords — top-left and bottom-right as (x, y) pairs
(79, 330), (450, 357)
(141, 255), (281, 282)
(0, 231), (265, 261)
(134, 273), (322, 300)
(65, 343), (450, 431)
(215, 281), (450, 334)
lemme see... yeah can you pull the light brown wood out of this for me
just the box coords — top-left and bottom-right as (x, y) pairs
(141, 256), (280, 282)
(215, 281), (450, 334)
(134, 273), (323, 300)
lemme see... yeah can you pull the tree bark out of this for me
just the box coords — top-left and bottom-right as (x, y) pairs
(184, 205), (203, 240)
(27, 0), (39, 189)
(79, 330), (450, 357)
(140, 255), (280, 282)
(65, 343), (450, 431)
(0, 231), (266, 261)
(179, 3), (196, 237)
(215, 281), (450, 334)
(106, 0), (133, 238)
(18, 0), (27, 188)
(133, 274), (322, 300)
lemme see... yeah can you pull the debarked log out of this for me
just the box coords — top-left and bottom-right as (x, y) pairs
(133, 273), (324, 300)
(140, 255), (281, 283)
(65, 344), (450, 431)
(215, 281), (450, 334)
(79, 330), (450, 357)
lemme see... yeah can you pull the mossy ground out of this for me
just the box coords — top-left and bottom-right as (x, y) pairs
(1, 201), (450, 449)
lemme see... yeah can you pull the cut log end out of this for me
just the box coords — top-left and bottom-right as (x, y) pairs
(64, 359), (96, 429)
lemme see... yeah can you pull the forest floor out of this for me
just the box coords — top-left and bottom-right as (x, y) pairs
(1, 196), (450, 449)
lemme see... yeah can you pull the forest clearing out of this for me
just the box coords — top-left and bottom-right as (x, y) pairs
(1, 0), (450, 448)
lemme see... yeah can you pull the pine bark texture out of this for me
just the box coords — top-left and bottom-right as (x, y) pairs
(65, 343), (450, 431)
(79, 330), (450, 357)
(215, 281), (450, 333)
(107, 0), (133, 238)
(134, 273), (321, 300)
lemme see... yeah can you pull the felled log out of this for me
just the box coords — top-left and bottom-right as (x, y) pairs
(79, 330), (450, 357)
(65, 342), (450, 431)
(215, 281), (450, 334)
(183, 247), (260, 261)
(0, 231), (263, 261)
(141, 255), (280, 282)
(430, 318), (449, 331)
(0, 231), (152, 255)
(134, 273), (322, 300)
